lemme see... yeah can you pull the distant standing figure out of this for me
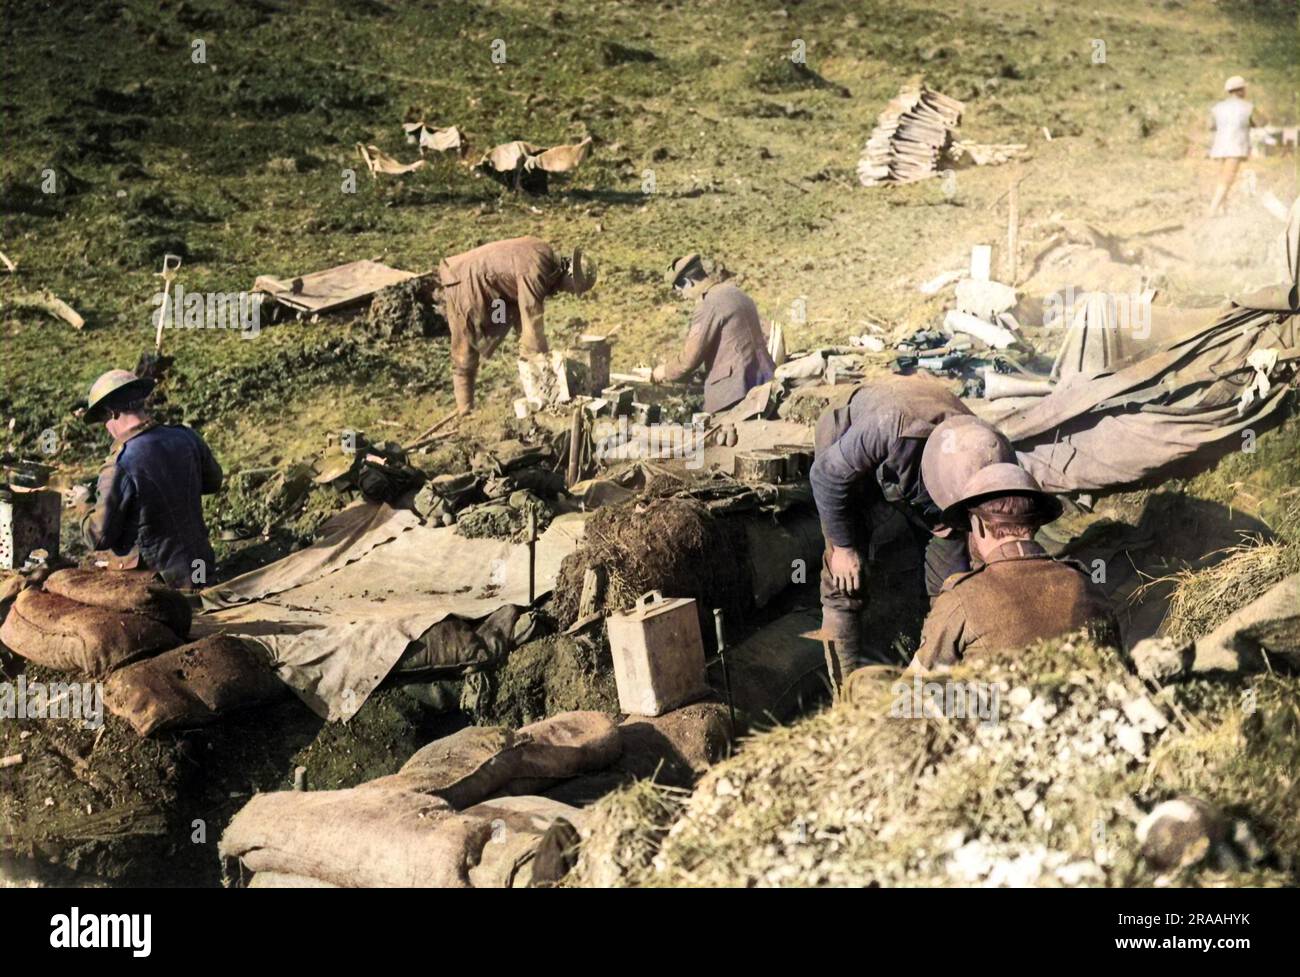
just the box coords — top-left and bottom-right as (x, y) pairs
(1207, 75), (1257, 216)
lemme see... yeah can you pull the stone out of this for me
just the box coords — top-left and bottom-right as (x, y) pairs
(1113, 722), (1146, 759)
(955, 277), (1018, 319)
(1129, 636), (1194, 683)
(1121, 696), (1169, 735)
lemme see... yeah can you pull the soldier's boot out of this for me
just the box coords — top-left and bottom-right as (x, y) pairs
(452, 366), (476, 414)
(821, 608), (866, 697)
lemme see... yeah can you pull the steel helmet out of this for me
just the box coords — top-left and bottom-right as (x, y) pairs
(949, 462), (1063, 523)
(921, 415), (1015, 513)
(84, 369), (155, 423)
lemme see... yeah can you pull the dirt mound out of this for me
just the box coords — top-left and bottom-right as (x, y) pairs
(571, 635), (1297, 887)
(0, 665), (463, 886)
(366, 280), (442, 339)
(551, 497), (753, 637)
(470, 635), (618, 728)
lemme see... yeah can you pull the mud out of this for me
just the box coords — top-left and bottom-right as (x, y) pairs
(0, 661), (463, 887)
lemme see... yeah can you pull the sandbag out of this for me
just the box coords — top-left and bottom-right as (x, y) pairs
(104, 634), (286, 737)
(616, 702), (732, 786)
(462, 796), (588, 888)
(372, 710), (622, 809)
(220, 786), (488, 888)
(0, 588), (181, 677)
(725, 607), (830, 731)
(42, 568), (192, 637)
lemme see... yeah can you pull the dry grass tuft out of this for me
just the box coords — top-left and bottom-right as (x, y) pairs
(1151, 535), (1300, 645)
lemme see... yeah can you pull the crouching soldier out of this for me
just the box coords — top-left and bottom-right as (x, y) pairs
(910, 462), (1115, 671)
(80, 369), (223, 590)
(437, 236), (597, 414)
(649, 254), (775, 414)
(811, 377), (1017, 683)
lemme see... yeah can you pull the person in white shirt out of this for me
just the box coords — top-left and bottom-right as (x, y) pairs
(1207, 75), (1257, 216)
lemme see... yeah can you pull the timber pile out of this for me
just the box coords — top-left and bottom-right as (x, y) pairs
(856, 84), (965, 186)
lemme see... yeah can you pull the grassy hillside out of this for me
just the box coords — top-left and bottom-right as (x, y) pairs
(1, 0), (1295, 493)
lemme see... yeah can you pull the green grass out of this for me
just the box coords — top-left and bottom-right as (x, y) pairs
(1, 0), (1295, 482)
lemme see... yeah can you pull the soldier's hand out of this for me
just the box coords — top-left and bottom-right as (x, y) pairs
(828, 545), (861, 593)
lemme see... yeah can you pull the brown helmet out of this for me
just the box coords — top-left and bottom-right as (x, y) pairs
(921, 415), (1015, 513)
(950, 462), (1063, 523)
(84, 369), (155, 424)
(561, 247), (597, 295)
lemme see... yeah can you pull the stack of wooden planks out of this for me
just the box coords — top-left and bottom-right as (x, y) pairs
(857, 84), (965, 186)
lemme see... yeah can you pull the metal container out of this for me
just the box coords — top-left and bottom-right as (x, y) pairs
(606, 590), (708, 717)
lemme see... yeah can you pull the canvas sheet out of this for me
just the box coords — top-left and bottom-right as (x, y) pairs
(196, 504), (587, 721)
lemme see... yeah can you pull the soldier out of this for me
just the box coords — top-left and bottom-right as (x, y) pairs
(811, 377), (1015, 683)
(80, 369), (223, 590)
(649, 254), (775, 414)
(1207, 75), (1259, 217)
(910, 462), (1115, 670)
(437, 236), (597, 413)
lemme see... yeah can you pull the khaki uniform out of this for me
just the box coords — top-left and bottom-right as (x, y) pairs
(659, 280), (775, 413)
(911, 539), (1114, 670)
(437, 236), (564, 409)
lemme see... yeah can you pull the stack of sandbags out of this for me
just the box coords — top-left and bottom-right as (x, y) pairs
(0, 569), (189, 677)
(104, 634), (286, 737)
(220, 712), (621, 888)
(857, 84), (964, 186)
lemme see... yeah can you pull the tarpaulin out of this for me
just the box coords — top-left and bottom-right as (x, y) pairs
(1006, 303), (1298, 494)
(196, 504), (587, 720)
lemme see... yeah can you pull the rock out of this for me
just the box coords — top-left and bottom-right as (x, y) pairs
(947, 840), (992, 882)
(1121, 696), (1168, 735)
(1055, 859), (1105, 886)
(1136, 798), (1227, 871)
(1113, 722), (1146, 759)
(1129, 636), (1192, 683)
(1007, 686), (1032, 709)
(1016, 695), (1057, 730)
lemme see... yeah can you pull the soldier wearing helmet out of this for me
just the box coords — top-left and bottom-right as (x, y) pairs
(810, 375), (1005, 682)
(648, 254), (775, 413)
(80, 369), (223, 590)
(909, 462), (1115, 671)
(436, 236), (597, 414)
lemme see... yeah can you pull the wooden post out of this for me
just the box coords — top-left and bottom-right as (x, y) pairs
(577, 566), (605, 620)
(1006, 174), (1020, 285)
(566, 407), (584, 487)
(527, 508), (538, 605)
